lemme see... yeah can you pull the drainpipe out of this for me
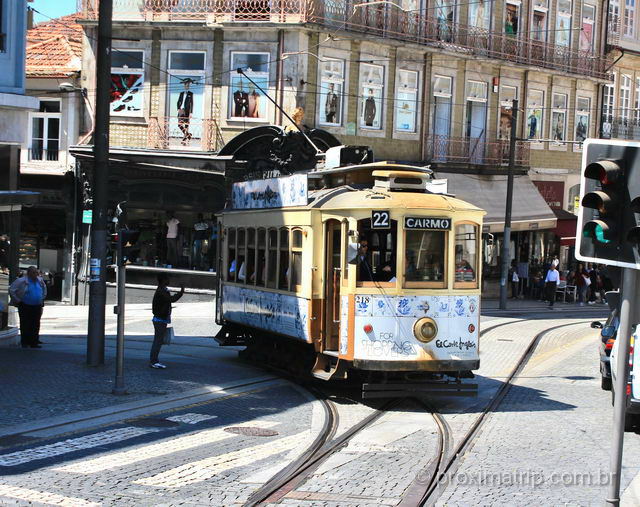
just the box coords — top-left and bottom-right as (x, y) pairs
(276, 29), (285, 126)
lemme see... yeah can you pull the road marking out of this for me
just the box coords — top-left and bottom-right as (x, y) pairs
(56, 420), (278, 474)
(134, 431), (308, 488)
(0, 427), (160, 467)
(165, 413), (217, 424)
(0, 484), (100, 506)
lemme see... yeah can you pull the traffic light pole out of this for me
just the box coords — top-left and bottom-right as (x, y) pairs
(87, 0), (112, 366)
(606, 267), (638, 506)
(112, 227), (127, 396)
(499, 99), (518, 310)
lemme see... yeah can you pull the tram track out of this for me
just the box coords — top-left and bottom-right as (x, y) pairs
(400, 318), (594, 506)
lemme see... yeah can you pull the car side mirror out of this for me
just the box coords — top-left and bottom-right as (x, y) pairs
(591, 321), (603, 329)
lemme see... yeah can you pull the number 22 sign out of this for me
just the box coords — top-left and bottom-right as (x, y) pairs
(371, 210), (390, 229)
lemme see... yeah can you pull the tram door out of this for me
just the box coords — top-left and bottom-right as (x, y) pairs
(324, 220), (343, 351)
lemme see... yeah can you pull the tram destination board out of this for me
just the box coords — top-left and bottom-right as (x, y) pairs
(404, 217), (452, 230)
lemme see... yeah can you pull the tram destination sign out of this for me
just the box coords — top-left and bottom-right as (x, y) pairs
(404, 217), (451, 230)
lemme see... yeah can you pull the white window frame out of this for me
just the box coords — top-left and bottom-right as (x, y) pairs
(580, 4), (596, 52)
(551, 92), (568, 144)
(532, 5), (549, 42)
(498, 85), (518, 139)
(228, 51), (270, 122)
(505, 0), (522, 37)
(526, 89), (544, 144)
(110, 49), (145, 118)
(28, 98), (61, 163)
(555, 0), (573, 47)
(634, 77), (640, 124)
(359, 62), (385, 130)
(394, 69), (419, 133)
(574, 96), (590, 149)
(432, 75), (453, 137)
(318, 58), (346, 127)
(621, 74), (632, 122)
(466, 80), (488, 103)
(625, 0), (636, 36)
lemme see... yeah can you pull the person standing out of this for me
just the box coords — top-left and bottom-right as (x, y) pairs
(150, 274), (184, 369)
(176, 78), (194, 145)
(325, 83), (338, 123)
(10, 266), (47, 348)
(364, 89), (377, 127)
(192, 213), (208, 270)
(166, 212), (180, 267)
(545, 263), (560, 308)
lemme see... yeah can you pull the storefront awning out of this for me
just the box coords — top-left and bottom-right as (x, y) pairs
(0, 191), (40, 208)
(553, 208), (578, 246)
(437, 172), (557, 233)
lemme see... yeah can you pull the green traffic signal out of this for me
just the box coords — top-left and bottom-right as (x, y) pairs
(583, 220), (613, 244)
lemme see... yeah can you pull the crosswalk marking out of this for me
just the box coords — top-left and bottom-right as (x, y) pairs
(0, 484), (100, 506)
(0, 427), (160, 467)
(56, 420), (279, 474)
(134, 431), (308, 488)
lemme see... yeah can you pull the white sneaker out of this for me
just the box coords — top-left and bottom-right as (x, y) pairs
(579, 302), (585, 306)
(150, 362), (167, 369)
(588, 301), (595, 305)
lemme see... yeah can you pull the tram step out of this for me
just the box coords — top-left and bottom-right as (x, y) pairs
(311, 354), (348, 381)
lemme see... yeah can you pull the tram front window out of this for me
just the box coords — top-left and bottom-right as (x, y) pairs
(355, 218), (397, 284)
(405, 230), (446, 287)
(454, 223), (478, 286)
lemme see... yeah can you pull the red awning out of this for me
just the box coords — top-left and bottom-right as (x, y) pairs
(553, 209), (577, 246)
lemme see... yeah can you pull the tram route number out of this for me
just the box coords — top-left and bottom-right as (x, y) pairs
(371, 210), (391, 229)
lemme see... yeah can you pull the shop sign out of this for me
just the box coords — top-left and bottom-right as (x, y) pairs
(404, 217), (451, 230)
(82, 210), (93, 224)
(532, 180), (564, 209)
(529, 222), (540, 230)
(231, 173), (308, 209)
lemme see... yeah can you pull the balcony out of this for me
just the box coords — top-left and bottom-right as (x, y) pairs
(109, 117), (225, 151)
(424, 136), (530, 168)
(78, 0), (611, 80)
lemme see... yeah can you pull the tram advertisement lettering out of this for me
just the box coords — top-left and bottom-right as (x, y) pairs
(434, 338), (477, 351)
(404, 217), (452, 230)
(371, 210), (390, 229)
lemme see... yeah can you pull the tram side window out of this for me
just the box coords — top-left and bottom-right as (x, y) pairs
(256, 229), (266, 287)
(267, 228), (278, 288)
(227, 228), (236, 282)
(247, 228), (256, 285)
(278, 228), (290, 290)
(237, 229), (246, 283)
(404, 230), (446, 287)
(291, 229), (303, 289)
(454, 223), (478, 286)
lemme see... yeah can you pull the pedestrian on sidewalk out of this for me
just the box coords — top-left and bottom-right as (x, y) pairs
(545, 263), (560, 308)
(9, 266), (47, 348)
(576, 264), (589, 306)
(150, 273), (184, 369)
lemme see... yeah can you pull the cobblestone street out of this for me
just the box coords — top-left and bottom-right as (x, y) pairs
(2, 301), (638, 506)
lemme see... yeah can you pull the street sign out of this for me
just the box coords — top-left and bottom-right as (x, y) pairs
(576, 139), (640, 269)
(82, 210), (93, 224)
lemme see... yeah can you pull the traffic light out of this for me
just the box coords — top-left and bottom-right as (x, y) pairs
(576, 139), (640, 269)
(112, 229), (140, 266)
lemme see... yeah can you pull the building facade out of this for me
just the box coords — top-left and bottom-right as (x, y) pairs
(0, 0), (40, 340)
(75, 0), (611, 293)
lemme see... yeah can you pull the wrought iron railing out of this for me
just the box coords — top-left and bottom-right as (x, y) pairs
(28, 148), (60, 162)
(425, 135), (530, 167)
(109, 117), (224, 151)
(77, 0), (611, 79)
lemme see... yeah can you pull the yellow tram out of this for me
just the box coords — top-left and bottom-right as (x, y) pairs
(215, 160), (485, 387)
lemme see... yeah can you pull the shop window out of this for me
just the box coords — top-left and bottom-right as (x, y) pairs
(247, 228), (256, 285)
(551, 92), (568, 142)
(167, 51), (206, 149)
(404, 230), (446, 288)
(256, 228), (266, 287)
(454, 224), (478, 288)
(555, 0), (572, 47)
(318, 58), (345, 127)
(29, 100), (61, 162)
(359, 63), (384, 130)
(575, 97), (590, 145)
(278, 228), (290, 290)
(227, 228), (236, 282)
(267, 228), (278, 288)
(291, 229), (303, 289)
(237, 229), (246, 283)
(355, 218), (397, 285)
(110, 49), (144, 117)
(526, 89), (544, 141)
(229, 52), (270, 121)
(395, 69), (419, 133)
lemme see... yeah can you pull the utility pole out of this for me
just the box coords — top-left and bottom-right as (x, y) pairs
(87, 0), (112, 366)
(499, 99), (518, 310)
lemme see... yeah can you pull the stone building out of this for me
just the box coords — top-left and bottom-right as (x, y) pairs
(74, 0), (611, 293)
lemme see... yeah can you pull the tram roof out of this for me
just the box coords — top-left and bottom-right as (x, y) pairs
(309, 161), (433, 178)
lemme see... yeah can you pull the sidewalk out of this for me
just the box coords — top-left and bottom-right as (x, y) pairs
(481, 297), (610, 314)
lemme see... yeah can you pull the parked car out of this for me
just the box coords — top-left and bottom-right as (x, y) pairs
(592, 291), (620, 391)
(609, 322), (640, 431)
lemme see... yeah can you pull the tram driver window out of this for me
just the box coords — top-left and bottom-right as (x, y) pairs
(291, 229), (303, 289)
(404, 230), (446, 288)
(227, 228), (236, 281)
(454, 223), (478, 287)
(278, 228), (290, 290)
(355, 218), (397, 284)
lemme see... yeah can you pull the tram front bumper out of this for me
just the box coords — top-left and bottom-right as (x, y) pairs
(352, 358), (480, 372)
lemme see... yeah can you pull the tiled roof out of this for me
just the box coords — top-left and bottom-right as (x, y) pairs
(26, 14), (83, 78)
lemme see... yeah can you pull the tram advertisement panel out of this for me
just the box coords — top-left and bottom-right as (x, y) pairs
(352, 294), (479, 362)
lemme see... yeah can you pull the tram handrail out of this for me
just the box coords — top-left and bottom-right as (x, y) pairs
(332, 267), (341, 323)
(107, 264), (218, 277)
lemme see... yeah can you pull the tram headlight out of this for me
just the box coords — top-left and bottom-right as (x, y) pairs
(413, 317), (438, 343)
